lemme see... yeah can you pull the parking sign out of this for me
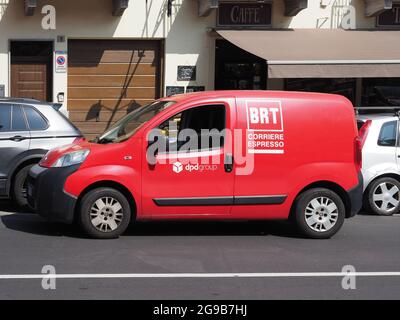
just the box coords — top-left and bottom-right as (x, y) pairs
(55, 51), (67, 73)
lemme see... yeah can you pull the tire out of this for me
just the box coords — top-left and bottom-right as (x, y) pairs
(293, 188), (346, 239)
(12, 164), (34, 210)
(78, 188), (131, 239)
(365, 177), (400, 216)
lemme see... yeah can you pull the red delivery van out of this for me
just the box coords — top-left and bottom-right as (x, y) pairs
(27, 91), (363, 239)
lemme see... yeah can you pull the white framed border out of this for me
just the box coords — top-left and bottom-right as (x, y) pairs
(245, 99), (284, 133)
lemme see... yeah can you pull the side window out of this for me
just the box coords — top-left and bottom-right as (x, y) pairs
(378, 121), (397, 147)
(158, 105), (226, 152)
(11, 106), (28, 131)
(0, 104), (11, 132)
(23, 106), (48, 131)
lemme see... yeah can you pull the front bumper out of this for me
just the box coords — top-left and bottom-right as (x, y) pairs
(347, 172), (364, 218)
(27, 164), (80, 224)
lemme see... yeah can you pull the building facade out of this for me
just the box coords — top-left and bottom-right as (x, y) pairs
(0, 0), (399, 138)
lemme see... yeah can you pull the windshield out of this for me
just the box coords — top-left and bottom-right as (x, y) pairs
(96, 101), (176, 144)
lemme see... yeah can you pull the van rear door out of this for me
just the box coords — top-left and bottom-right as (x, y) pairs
(231, 97), (289, 219)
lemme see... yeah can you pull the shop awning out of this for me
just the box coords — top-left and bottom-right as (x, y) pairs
(217, 29), (400, 78)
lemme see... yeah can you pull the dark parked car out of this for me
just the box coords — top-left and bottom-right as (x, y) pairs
(0, 98), (82, 209)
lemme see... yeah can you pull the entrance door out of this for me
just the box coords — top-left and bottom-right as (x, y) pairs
(10, 41), (53, 102)
(11, 63), (49, 101)
(215, 40), (267, 90)
(141, 101), (235, 218)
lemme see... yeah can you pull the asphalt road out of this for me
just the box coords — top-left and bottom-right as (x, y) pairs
(0, 200), (400, 300)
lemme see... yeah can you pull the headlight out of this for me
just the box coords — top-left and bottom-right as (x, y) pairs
(52, 150), (90, 168)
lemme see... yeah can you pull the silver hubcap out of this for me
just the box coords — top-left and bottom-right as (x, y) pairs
(90, 197), (123, 232)
(305, 197), (339, 233)
(372, 182), (400, 213)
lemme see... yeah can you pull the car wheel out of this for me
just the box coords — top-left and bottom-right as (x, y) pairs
(293, 188), (345, 239)
(366, 177), (400, 216)
(78, 188), (131, 239)
(12, 164), (34, 210)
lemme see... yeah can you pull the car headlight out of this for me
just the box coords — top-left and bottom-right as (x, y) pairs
(52, 150), (90, 168)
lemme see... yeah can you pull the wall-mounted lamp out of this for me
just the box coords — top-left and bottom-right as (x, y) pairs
(320, 0), (331, 8)
(57, 92), (65, 103)
(24, 0), (37, 16)
(57, 35), (66, 43)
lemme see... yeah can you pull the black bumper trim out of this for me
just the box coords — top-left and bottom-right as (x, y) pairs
(0, 179), (6, 197)
(153, 195), (287, 207)
(154, 197), (233, 206)
(234, 195), (287, 205)
(347, 172), (364, 218)
(27, 164), (80, 224)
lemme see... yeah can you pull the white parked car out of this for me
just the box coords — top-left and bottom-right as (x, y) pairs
(357, 113), (400, 216)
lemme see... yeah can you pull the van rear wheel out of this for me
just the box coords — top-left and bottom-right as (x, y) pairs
(78, 188), (131, 239)
(293, 188), (345, 239)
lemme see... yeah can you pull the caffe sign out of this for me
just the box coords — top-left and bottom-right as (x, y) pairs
(377, 4), (400, 27)
(218, 2), (272, 27)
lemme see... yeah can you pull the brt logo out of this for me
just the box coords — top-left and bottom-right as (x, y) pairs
(246, 100), (284, 132)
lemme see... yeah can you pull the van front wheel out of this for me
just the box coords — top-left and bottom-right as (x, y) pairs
(293, 188), (345, 239)
(78, 188), (131, 239)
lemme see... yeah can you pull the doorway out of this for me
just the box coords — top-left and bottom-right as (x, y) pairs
(10, 41), (53, 101)
(215, 39), (267, 90)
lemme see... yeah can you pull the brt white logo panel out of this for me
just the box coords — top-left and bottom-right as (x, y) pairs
(246, 100), (285, 154)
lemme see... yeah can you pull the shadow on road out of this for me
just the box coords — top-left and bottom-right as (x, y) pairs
(125, 220), (300, 238)
(2, 199), (398, 239)
(1, 213), (303, 239)
(0, 214), (78, 237)
(0, 200), (36, 215)
(0, 200), (21, 214)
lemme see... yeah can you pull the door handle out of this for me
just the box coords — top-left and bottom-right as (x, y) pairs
(9, 135), (27, 142)
(224, 154), (234, 173)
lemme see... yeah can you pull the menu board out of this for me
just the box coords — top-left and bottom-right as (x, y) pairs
(166, 86), (185, 97)
(177, 66), (196, 81)
(186, 86), (205, 93)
